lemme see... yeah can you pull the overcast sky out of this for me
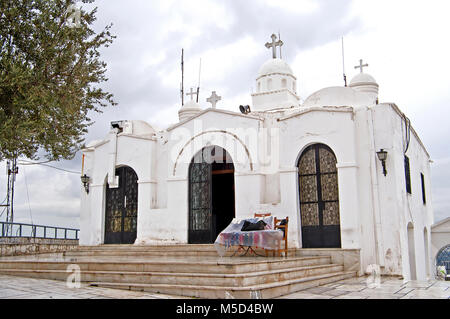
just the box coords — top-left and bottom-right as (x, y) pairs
(1, 0), (449, 230)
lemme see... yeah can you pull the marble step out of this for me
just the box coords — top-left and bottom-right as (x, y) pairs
(89, 271), (357, 299)
(0, 263), (344, 287)
(63, 249), (299, 258)
(0, 256), (332, 274)
(76, 244), (217, 251)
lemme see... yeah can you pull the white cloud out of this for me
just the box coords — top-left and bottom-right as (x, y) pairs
(1, 0), (449, 229)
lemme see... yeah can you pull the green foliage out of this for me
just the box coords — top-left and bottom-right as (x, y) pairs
(0, 0), (116, 161)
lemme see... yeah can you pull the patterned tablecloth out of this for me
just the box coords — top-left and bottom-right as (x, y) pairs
(214, 217), (283, 257)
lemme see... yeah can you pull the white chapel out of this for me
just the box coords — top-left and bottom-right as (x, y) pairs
(80, 34), (434, 281)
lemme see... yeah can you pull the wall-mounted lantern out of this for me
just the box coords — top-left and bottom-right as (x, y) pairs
(80, 174), (90, 194)
(376, 149), (388, 176)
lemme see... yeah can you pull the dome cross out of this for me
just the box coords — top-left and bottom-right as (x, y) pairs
(265, 34), (283, 59)
(186, 87), (198, 101)
(354, 59), (369, 73)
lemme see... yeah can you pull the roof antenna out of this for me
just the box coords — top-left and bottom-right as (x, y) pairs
(342, 37), (347, 87)
(278, 31), (282, 59)
(196, 58), (201, 103)
(180, 48), (184, 106)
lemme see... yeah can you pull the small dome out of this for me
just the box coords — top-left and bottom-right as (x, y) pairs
(178, 100), (202, 122)
(129, 120), (155, 136)
(302, 86), (375, 108)
(349, 72), (377, 86)
(181, 100), (201, 110)
(258, 58), (294, 78)
(349, 72), (379, 101)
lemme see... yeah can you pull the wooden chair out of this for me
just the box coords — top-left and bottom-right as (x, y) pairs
(274, 217), (289, 257)
(254, 214), (288, 257)
(254, 213), (271, 218)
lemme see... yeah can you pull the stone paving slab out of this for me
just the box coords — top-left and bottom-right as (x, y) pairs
(0, 274), (449, 299)
(0, 274), (189, 299)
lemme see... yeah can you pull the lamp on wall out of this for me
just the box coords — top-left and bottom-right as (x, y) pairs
(81, 174), (90, 194)
(376, 149), (388, 176)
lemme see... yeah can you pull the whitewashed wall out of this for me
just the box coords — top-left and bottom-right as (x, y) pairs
(79, 102), (433, 282)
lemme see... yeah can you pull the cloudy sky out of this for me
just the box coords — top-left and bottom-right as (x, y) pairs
(1, 0), (449, 230)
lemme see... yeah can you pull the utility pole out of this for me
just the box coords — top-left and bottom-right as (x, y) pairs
(4, 158), (18, 236)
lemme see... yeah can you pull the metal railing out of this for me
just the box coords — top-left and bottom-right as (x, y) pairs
(0, 221), (79, 240)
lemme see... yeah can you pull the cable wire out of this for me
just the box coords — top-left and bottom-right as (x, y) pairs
(18, 159), (80, 175)
(23, 166), (34, 226)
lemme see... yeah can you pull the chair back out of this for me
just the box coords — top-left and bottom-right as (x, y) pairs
(254, 213), (271, 218)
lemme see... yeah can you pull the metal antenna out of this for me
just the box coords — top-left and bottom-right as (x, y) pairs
(196, 58), (201, 103)
(342, 37), (347, 87)
(278, 31), (282, 59)
(181, 49), (184, 106)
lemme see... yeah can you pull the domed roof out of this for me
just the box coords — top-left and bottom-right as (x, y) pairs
(349, 72), (377, 86)
(302, 86), (375, 108)
(178, 100), (202, 122)
(258, 58), (294, 78)
(181, 100), (202, 110)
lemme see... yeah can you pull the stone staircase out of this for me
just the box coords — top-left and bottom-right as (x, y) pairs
(0, 245), (357, 298)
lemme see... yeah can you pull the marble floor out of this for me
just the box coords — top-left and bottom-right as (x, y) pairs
(0, 274), (448, 299)
(278, 276), (450, 299)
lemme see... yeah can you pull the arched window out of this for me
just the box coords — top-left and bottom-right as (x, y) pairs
(257, 81), (261, 93)
(281, 78), (287, 88)
(267, 78), (272, 91)
(298, 144), (341, 248)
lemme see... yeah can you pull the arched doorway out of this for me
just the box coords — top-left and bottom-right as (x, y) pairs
(407, 222), (417, 280)
(188, 146), (235, 244)
(104, 166), (138, 244)
(436, 245), (450, 276)
(298, 144), (341, 248)
(424, 227), (430, 277)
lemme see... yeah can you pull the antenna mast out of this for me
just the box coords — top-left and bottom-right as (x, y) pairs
(181, 49), (185, 106)
(278, 31), (282, 59)
(196, 58), (201, 103)
(342, 37), (347, 87)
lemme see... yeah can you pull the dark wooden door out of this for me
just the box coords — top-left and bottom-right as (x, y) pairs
(298, 144), (341, 248)
(105, 166), (138, 244)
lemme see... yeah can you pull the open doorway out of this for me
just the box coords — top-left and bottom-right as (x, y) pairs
(188, 146), (235, 244)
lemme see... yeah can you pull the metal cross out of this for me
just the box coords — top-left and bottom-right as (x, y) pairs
(265, 34), (283, 59)
(354, 59), (369, 73)
(186, 87), (197, 101)
(206, 91), (221, 109)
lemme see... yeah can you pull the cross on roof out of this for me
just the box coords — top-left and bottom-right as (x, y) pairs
(206, 91), (221, 109)
(186, 87), (197, 101)
(265, 34), (283, 59)
(354, 59), (369, 73)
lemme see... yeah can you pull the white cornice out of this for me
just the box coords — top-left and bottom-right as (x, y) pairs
(166, 108), (263, 132)
(277, 106), (354, 122)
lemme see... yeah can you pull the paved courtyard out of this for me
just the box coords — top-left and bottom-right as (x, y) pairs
(0, 274), (448, 299)
(278, 276), (450, 299)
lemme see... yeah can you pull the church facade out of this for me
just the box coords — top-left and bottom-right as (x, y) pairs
(79, 35), (434, 281)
